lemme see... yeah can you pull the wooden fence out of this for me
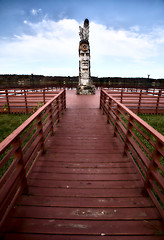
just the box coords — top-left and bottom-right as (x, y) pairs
(105, 88), (164, 114)
(0, 88), (63, 114)
(100, 89), (164, 219)
(0, 89), (66, 232)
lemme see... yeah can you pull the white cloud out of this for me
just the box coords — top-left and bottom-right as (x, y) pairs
(31, 8), (42, 16)
(90, 22), (157, 60)
(0, 18), (164, 77)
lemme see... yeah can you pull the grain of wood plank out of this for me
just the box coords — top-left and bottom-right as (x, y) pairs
(32, 166), (136, 174)
(18, 195), (154, 208)
(27, 179), (143, 188)
(29, 173), (140, 181)
(10, 205), (161, 220)
(2, 90), (164, 240)
(6, 219), (164, 235)
(3, 234), (164, 240)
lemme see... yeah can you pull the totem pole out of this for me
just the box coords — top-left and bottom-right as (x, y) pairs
(76, 19), (95, 95)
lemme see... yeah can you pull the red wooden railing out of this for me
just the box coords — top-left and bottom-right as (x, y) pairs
(100, 89), (164, 219)
(0, 89), (66, 232)
(105, 88), (164, 114)
(0, 87), (63, 114)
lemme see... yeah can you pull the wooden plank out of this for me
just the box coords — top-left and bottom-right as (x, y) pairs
(27, 179), (143, 189)
(26, 187), (144, 197)
(38, 153), (130, 163)
(6, 218), (164, 235)
(35, 161), (134, 168)
(2, 90), (164, 240)
(32, 166), (137, 174)
(4, 233), (164, 240)
(10, 206), (161, 220)
(29, 173), (140, 181)
(18, 195), (154, 208)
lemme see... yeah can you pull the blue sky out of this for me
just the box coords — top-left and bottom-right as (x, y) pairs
(0, 0), (164, 78)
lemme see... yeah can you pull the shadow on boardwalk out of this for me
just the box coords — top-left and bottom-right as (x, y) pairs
(3, 90), (164, 240)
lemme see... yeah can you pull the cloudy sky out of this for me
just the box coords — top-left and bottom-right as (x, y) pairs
(0, 0), (164, 78)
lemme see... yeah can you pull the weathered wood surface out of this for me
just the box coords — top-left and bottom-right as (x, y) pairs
(100, 89), (164, 219)
(2, 90), (164, 240)
(0, 88), (61, 113)
(106, 89), (164, 114)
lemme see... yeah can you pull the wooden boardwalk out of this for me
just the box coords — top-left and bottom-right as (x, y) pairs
(3, 91), (164, 240)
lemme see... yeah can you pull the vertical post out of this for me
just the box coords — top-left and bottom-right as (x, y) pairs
(143, 140), (163, 195)
(103, 92), (106, 115)
(24, 90), (28, 114)
(100, 88), (102, 109)
(156, 90), (161, 114)
(56, 97), (60, 123)
(43, 89), (46, 104)
(5, 89), (10, 113)
(123, 115), (134, 156)
(137, 89), (142, 114)
(36, 113), (45, 153)
(107, 97), (112, 124)
(121, 88), (123, 103)
(12, 136), (28, 192)
(64, 88), (66, 110)
(48, 103), (54, 135)
(114, 105), (120, 137)
(61, 90), (65, 113)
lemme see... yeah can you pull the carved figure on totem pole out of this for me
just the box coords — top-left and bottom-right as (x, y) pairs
(76, 19), (95, 95)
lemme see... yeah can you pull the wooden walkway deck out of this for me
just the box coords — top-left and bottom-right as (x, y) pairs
(3, 90), (164, 240)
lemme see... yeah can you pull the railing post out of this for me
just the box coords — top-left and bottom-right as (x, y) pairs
(24, 90), (28, 114)
(123, 115), (134, 156)
(48, 103), (54, 135)
(64, 88), (66, 110)
(156, 90), (161, 114)
(114, 104), (120, 137)
(36, 113), (45, 153)
(142, 140), (163, 195)
(61, 90), (66, 112)
(107, 97), (112, 124)
(100, 88), (102, 109)
(56, 97), (60, 122)
(43, 89), (46, 104)
(12, 136), (28, 192)
(101, 91), (106, 115)
(61, 92), (64, 114)
(121, 88), (123, 103)
(5, 89), (10, 113)
(137, 89), (142, 114)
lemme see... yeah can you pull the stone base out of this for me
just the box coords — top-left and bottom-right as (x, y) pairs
(76, 85), (95, 95)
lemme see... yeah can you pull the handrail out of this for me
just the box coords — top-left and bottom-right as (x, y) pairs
(105, 89), (164, 114)
(100, 88), (164, 219)
(0, 88), (63, 114)
(0, 89), (66, 231)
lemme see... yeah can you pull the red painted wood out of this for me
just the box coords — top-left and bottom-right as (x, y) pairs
(27, 179), (143, 188)
(18, 195), (154, 208)
(30, 173), (140, 181)
(32, 166), (136, 174)
(5, 219), (164, 235)
(2, 90), (164, 240)
(10, 205), (161, 220)
(36, 161), (134, 168)
(3, 234), (164, 240)
(26, 187), (143, 197)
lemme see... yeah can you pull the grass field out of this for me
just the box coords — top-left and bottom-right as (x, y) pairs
(0, 113), (163, 144)
(0, 113), (31, 143)
(138, 114), (164, 136)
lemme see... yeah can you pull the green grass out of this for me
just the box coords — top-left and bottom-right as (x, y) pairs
(0, 113), (31, 178)
(0, 113), (31, 143)
(138, 114), (164, 136)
